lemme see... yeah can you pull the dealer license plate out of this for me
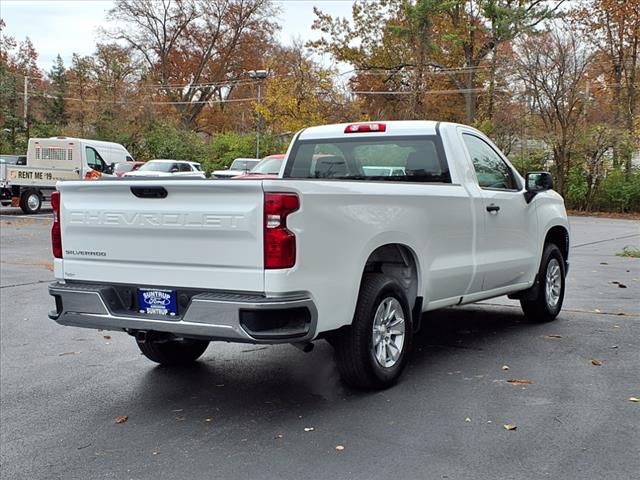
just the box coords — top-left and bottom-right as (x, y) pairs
(137, 288), (177, 316)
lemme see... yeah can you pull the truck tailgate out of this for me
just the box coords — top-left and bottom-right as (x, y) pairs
(57, 180), (264, 292)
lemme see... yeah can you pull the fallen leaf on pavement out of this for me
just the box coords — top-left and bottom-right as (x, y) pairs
(205, 418), (212, 423)
(115, 415), (128, 424)
(103, 335), (111, 340)
(544, 335), (562, 339)
(506, 379), (532, 385)
(465, 417), (471, 422)
(501, 365), (510, 371)
(629, 397), (639, 403)
(503, 424), (517, 431)
(600, 262), (608, 265)
(304, 427), (315, 432)
(591, 359), (603, 366)
(274, 433), (283, 439)
(58, 351), (79, 356)
(594, 309), (601, 313)
(617, 283), (627, 288)
(335, 445), (345, 451)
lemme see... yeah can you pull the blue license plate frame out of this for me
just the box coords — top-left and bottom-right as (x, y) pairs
(137, 288), (177, 316)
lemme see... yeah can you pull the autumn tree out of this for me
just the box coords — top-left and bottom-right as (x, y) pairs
(106, 0), (279, 130)
(255, 42), (352, 133)
(576, 0), (640, 171)
(45, 54), (68, 127)
(0, 19), (21, 151)
(91, 43), (142, 140)
(310, 0), (566, 123)
(515, 25), (593, 196)
(0, 19), (42, 150)
(66, 53), (95, 136)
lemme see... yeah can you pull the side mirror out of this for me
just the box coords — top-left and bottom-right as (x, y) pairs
(104, 162), (116, 175)
(524, 171), (553, 203)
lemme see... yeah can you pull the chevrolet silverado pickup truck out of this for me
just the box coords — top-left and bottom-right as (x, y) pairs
(48, 121), (569, 389)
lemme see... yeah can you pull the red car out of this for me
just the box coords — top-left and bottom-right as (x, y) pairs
(233, 154), (285, 179)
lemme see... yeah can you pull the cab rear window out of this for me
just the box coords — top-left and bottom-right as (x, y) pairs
(284, 136), (450, 183)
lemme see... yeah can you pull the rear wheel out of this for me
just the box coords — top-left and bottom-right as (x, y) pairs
(136, 333), (209, 366)
(520, 243), (566, 323)
(334, 274), (413, 390)
(19, 190), (42, 214)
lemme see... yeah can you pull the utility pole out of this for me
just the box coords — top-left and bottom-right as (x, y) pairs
(248, 69), (268, 158)
(23, 74), (28, 129)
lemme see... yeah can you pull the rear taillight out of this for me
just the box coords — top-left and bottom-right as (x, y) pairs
(51, 191), (62, 258)
(264, 192), (299, 269)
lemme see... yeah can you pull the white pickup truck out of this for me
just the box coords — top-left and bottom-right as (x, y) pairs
(48, 121), (569, 389)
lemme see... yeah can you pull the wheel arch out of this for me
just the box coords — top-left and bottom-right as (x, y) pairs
(544, 225), (569, 266)
(360, 243), (421, 314)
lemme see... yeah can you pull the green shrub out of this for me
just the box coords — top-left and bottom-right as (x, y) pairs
(565, 165), (588, 210)
(135, 124), (206, 162)
(596, 168), (640, 212)
(203, 133), (287, 172)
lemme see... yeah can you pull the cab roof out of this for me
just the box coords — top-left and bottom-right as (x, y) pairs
(297, 120), (444, 141)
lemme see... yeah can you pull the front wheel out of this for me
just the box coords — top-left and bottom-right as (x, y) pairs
(19, 190), (42, 214)
(520, 243), (566, 323)
(334, 274), (413, 390)
(136, 333), (209, 366)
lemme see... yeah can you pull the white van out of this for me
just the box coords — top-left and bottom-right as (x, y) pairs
(5, 137), (133, 213)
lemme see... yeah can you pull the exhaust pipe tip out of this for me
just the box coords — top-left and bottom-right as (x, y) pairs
(291, 341), (314, 353)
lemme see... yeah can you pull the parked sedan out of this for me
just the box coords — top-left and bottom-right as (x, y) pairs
(125, 159), (206, 178)
(211, 158), (260, 179)
(114, 161), (145, 177)
(233, 154), (285, 179)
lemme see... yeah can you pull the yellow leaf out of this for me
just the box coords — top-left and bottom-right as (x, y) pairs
(503, 424), (517, 431)
(591, 359), (603, 366)
(629, 397), (640, 403)
(335, 445), (345, 451)
(115, 415), (128, 424)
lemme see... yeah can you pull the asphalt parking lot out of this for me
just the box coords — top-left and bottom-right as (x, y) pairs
(1, 212), (638, 480)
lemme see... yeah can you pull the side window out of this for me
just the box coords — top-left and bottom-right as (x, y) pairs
(179, 163), (192, 172)
(85, 147), (105, 172)
(462, 134), (516, 190)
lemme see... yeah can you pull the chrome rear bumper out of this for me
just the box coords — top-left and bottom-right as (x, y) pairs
(48, 282), (317, 343)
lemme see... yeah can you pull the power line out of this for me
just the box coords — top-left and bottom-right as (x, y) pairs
(16, 91), (257, 105)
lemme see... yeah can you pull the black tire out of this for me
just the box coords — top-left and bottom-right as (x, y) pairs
(520, 243), (566, 323)
(136, 333), (209, 366)
(1, 201), (10, 207)
(334, 274), (413, 390)
(19, 190), (42, 214)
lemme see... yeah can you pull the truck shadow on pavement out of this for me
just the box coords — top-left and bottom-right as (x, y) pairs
(122, 305), (543, 423)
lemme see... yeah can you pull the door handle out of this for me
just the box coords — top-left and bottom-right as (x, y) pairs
(486, 204), (500, 213)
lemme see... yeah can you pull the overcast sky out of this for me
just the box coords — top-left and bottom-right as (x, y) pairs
(0, 0), (354, 71)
